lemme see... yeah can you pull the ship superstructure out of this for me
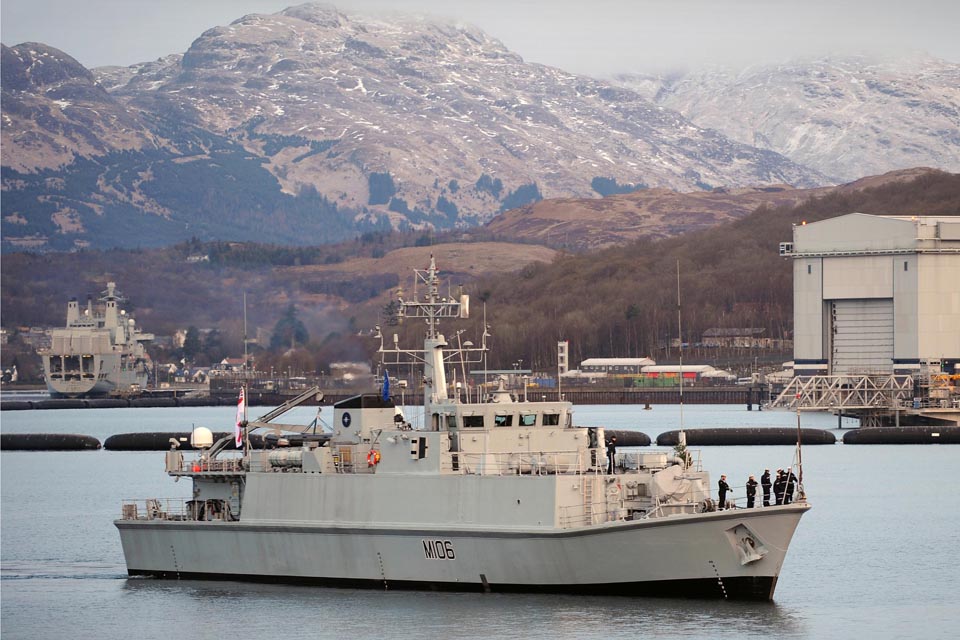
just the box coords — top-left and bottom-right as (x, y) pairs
(116, 258), (809, 600)
(40, 283), (153, 398)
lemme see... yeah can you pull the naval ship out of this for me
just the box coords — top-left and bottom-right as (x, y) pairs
(116, 258), (809, 600)
(39, 283), (153, 398)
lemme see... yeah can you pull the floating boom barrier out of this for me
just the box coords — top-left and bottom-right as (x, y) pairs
(656, 428), (836, 446)
(103, 432), (266, 451)
(601, 429), (652, 447)
(843, 426), (960, 444)
(1, 433), (101, 450)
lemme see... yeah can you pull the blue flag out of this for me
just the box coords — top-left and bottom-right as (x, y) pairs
(382, 371), (390, 402)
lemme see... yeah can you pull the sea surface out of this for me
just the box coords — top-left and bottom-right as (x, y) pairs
(2, 404), (958, 639)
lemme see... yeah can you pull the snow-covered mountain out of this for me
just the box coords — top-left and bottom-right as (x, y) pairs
(7, 4), (956, 252)
(617, 54), (960, 181)
(2, 4), (834, 251)
(105, 4), (827, 210)
(1, 43), (162, 173)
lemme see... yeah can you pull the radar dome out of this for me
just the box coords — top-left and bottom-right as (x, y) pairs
(191, 427), (214, 449)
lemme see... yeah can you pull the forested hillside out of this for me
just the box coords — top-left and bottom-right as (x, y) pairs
(460, 170), (960, 369)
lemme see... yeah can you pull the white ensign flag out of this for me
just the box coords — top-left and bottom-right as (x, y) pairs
(235, 387), (245, 448)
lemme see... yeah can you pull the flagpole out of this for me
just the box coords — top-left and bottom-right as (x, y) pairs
(243, 384), (249, 454)
(796, 393), (804, 494)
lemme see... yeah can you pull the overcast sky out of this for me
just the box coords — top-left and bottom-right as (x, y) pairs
(3, 0), (959, 76)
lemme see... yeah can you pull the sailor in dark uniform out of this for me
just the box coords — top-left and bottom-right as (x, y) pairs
(718, 475), (731, 510)
(746, 475), (759, 508)
(774, 469), (786, 505)
(761, 469), (772, 507)
(605, 436), (617, 474)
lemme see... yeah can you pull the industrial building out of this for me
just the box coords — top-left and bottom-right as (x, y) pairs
(579, 357), (656, 374)
(776, 213), (960, 426)
(782, 213), (960, 376)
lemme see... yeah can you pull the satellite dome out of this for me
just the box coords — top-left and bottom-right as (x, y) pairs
(191, 427), (214, 449)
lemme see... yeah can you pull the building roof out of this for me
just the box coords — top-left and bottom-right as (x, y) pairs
(792, 213), (960, 255)
(702, 328), (765, 338)
(580, 357), (656, 367)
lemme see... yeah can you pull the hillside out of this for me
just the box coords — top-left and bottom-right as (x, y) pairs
(462, 170), (960, 369)
(0, 240), (556, 348)
(478, 167), (939, 250)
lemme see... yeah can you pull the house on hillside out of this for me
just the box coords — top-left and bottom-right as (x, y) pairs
(214, 357), (247, 373)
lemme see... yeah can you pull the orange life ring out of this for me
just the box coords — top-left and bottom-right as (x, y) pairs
(367, 449), (381, 466)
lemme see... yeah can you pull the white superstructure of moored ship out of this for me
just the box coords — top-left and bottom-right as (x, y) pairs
(116, 258), (809, 600)
(39, 283), (153, 398)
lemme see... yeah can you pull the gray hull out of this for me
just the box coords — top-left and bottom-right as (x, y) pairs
(116, 504), (806, 600)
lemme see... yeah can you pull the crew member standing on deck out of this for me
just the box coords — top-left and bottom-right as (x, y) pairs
(785, 469), (797, 504)
(774, 469), (786, 505)
(718, 475), (731, 510)
(605, 436), (617, 474)
(746, 475), (759, 508)
(761, 469), (772, 507)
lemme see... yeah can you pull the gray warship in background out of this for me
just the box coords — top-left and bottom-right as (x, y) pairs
(39, 283), (153, 398)
(116, 258), (809, 600)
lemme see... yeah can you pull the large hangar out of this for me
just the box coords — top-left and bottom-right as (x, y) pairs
(782, 213), (960, 377)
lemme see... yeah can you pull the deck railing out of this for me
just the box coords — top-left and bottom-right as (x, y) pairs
(120, 498), (191, 520)
(166, 452), (245, 474)
(120, 498), (236, 522)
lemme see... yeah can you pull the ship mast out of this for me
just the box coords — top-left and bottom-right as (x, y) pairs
(375, 256), (485, 415)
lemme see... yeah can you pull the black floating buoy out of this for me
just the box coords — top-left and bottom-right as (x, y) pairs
(1, 433), (101, 450)
(86, 398), (131, 409)
(103, 431), (265, 451)
(35, 399), (88, 410)
(656, 428), (836, 446)
(843, 426), (960, 445)
(602, 429), (651, 447)
(0, 400), (34, 411)
(128, 398), (178, 408)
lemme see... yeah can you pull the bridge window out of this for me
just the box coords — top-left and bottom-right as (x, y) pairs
(463, 415), (485, 428)
(494, 414), (513, 427)
(543, 413), (560, 426)
(520, 414), (537, 427)
(446, 415), (458, 429)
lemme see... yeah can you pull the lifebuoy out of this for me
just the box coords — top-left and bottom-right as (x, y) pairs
(367, 449), (381, 466)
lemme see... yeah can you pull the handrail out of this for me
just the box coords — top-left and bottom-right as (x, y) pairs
(167, 452), (244, 474)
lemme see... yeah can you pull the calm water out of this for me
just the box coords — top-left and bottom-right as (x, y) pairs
(2, 405), (958, 639)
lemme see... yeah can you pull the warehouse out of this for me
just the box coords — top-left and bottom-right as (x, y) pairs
(782, 213), (960, 376)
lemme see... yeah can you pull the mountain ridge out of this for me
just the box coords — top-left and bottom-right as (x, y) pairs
(616, 53), (960, 181)
(3, 5), (958, 253)
(3, 3), (827, 251)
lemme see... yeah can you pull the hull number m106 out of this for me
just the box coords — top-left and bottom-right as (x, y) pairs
(422, 539), (456, 560)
